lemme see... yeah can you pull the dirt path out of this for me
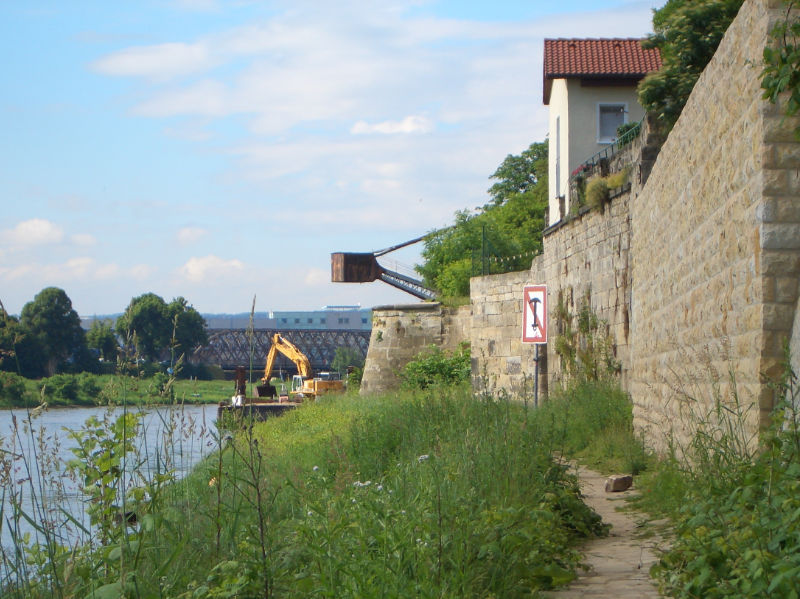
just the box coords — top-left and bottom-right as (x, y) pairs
(545, 465), (668, 598)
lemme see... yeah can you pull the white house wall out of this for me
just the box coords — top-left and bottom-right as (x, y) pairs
(547, 78), (570, 225)
(561, 80), (644, 216)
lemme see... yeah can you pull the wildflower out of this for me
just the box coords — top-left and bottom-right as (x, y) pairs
(352, 498), (357, 504)
(376, 484), (383, 491)
(307, 511), (313, 517)
(312, 465), (319, 472)
(208, 477), (217, 487)
(417, 454), (430, 463)
(352, 480), (372, 488)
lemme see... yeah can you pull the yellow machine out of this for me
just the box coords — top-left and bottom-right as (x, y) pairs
(256, 333), (345, 401)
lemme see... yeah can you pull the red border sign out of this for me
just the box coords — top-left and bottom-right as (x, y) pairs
(522, 285), (547, 344)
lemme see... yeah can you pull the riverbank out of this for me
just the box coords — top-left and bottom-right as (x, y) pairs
(1, 372), (239, 408)
(0, 385), (614, 598)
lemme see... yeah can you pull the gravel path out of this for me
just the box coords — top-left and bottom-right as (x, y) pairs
(544, 465), (668, 598)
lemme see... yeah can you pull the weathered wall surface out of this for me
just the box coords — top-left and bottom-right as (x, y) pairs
(629, 0), (798, 448)
(360, 303), (470, 395)
(470, 0), (799, 450)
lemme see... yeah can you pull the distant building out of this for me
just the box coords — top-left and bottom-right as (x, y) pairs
(269, 305), (371, 331)
(544, 38), (661, 224)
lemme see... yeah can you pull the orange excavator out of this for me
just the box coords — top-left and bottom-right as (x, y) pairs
(255, 333), (345, 401)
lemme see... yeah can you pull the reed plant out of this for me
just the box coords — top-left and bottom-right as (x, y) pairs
(0, 384), (611, 598)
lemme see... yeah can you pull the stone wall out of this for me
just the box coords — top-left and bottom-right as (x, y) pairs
(470, 0), (799, 450)
(471, 151), (640, 396)
(360, 303), (470, 395)
(629, 0), (797, 449)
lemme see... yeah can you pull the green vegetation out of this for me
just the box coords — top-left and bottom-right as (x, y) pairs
(1, 387), (609, 598)
(762, 0), (800, 138)
(417, 142), (548, 299)
(116, 293), (208, 363)
(399, 342), (471, 390)
(638, 0), (745, 131)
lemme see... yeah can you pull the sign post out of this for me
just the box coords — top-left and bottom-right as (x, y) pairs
(522, 285), (547, 407)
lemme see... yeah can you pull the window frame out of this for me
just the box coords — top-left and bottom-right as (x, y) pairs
(596, 102), (628, 144)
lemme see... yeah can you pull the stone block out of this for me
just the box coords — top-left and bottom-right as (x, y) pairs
(605, 475), (633, 493)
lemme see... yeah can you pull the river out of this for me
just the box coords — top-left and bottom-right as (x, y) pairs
(0, 403), (219, 552)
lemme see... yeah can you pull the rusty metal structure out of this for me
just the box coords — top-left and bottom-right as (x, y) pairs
(190, 328), (370, 372)
(331, 234), (437, 300)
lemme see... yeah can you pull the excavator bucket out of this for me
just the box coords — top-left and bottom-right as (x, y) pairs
(255, 384), (276, 398)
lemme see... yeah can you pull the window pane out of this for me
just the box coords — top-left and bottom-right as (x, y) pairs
(599, 105), (625, 140)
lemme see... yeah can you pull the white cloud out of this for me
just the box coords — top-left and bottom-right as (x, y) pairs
(177, 226), (208, 244)
(130, 264), (155, 280)
(351, 116), (433, 135)
(71, 233), (97, 246)
(178, 255), (244, 283)
(303, 267), (329, 286)
(2, 219), (64, 246)
(91, 42), (214, 81)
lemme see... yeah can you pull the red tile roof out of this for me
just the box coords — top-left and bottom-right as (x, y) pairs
(543, 38), (662, 104)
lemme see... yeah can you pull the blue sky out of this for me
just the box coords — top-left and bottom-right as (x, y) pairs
(0, 0), (661, 317)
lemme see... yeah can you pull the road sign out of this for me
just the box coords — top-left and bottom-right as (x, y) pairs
(522, 285), (547, 344)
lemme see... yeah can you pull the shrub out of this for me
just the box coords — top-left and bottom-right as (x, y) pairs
(0, 371), (27, 405)
(585, 177), (609, 210)
(399, 343), (471, 389)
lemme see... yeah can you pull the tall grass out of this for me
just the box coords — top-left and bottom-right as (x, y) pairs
(0, 385), (611, 598)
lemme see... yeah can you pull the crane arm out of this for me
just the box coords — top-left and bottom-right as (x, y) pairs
(261, 333), (312, 382)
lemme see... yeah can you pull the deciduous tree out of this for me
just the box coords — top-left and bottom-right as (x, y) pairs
(20, 287), (87, 376)
(638, 0), (744, 130)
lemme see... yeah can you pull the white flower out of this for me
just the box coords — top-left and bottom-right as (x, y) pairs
(417, 454), (430, 463)
(352, 480), (372, 488)
(376, 484), (384, 491)
(307, 511), (313, 517)
(312, 465), (319, 472)
(352, 498), (357, 504)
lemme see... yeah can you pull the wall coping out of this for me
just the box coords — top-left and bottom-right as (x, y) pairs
(371, 302), (442, 312)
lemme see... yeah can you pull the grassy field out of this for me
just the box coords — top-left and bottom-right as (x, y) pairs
(0, 384), (615, 598)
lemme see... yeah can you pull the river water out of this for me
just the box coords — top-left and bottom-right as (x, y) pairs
(0, 403), (219, 551)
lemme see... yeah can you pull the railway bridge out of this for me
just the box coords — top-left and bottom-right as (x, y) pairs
(191, 328), (371, 373)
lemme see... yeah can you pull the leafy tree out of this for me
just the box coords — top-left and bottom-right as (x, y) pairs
(116, 293), (171, 361)
(86, 319), (119, 362)
(20, 287), (87, 376)
(638, 0), (744, 130)
(417, 142), (548, 297)
(116, 293), (207, 362)
(487, 142), (548, 206)
(166, 297), (208, 360)
(331, 346), (365, 374)
(0, 303), (22, 373)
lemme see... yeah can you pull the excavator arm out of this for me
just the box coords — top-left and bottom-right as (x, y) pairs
(260, 333), (312, 383)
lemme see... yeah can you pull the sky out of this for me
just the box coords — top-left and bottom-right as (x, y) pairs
(0, 0), (662, 317)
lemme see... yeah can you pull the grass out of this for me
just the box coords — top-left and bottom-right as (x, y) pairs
(0, 384), (610, 598)
(6, 373), (234, 408)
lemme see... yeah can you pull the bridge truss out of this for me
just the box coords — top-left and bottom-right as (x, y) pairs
(191, 329), (371, 372)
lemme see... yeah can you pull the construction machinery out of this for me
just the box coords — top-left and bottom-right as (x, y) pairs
(255, 333), (345, 401)
(331, 233), (438, 300)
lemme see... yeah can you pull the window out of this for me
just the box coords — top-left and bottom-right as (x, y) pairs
(294, 318), (300, 324)
(320, 318), (326, 324)
(307, 318), (313, 324)
(597, 103), (626, 143)
(281, 318), (287, 324)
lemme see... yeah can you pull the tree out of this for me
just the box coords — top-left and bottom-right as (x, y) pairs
(417, 142), (548, 298)
(331, 346), (365, 374)
(20, 287), (87, 376)
(487, 142), (548, 206)
(116, 293), (208, 363)
(86, 319), (119, 362)
(0, 303), (22, 373)
(116, 293), (171, 361)
(638, 0), (744, 130)
(166, 297), (208, 360)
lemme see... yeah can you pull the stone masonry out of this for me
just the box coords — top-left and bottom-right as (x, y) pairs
(360, 303), (470, 395)
(630, 0), (798, 450)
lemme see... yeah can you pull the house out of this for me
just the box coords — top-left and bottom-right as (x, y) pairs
(544, 38), (661, 225)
